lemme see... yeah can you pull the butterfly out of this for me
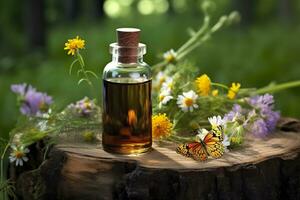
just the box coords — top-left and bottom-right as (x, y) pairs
(176, 128), (225, 161)
(211, 125), (224, 141)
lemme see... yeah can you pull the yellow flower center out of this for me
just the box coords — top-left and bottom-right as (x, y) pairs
(165, 55), (175, 63)
(167, 83), (173, 89)
(39, 101), (47, 111)
(159, 77), (166, 85)
(184, 98), (194, 107)
(84, 101), (92, 109)
(15, 151), (24, 159)
(159, 94), (165, 102)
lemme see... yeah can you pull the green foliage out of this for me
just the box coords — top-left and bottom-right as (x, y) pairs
(0, 1), (300, 143)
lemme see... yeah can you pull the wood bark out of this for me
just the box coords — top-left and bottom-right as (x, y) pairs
(11, 118), (300, 200)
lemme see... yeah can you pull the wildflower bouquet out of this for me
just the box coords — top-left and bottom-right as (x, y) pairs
(149, 2), (300, 160)
(1, 1), (300, 198)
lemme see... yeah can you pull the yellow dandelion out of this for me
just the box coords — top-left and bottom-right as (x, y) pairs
(195, 74), (211, 96)
(152, 113), (173, 139)
(212, 89), (219, 96)
(227, 82), (241, 99)
(64, 36), (85, 56)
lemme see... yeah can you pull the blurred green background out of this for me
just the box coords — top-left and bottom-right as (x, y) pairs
(0, 0), (300, 139)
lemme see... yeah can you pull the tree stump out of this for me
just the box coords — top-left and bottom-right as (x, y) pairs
(12, 118), (300, 200)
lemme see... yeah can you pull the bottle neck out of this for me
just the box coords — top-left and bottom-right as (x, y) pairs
(112, 54), (144, 64)
(109, 43), (146, 65)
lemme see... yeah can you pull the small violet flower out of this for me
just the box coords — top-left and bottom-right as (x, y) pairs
(11, 83), (53, 117)
(68, 97), (96, 117)
(223, 104), (243, 122)
(250, 119), (269, 138)
(224, 94), (280, 139)
(248, 93), (274, 110)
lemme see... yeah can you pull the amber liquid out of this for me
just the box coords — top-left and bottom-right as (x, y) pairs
(102, 78), (152, 154)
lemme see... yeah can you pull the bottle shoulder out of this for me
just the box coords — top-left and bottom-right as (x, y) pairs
(103, 61), (151, 80)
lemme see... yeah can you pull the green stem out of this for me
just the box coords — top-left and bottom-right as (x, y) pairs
(152, 13), (229, 69)
(254, 80), (300, 95)
(1, 143), (10, 200)
(76, 51), (92, 86)
(152, 60), (168, 72)
(176, 15), (227, 61)
(177, 34), (210, 60)
(211, 82), (229, 90)
(177, 15), (210, 54)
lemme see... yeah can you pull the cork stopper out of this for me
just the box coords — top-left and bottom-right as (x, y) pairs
(116, 28), (140, 63)
(117, 28), (140, 47)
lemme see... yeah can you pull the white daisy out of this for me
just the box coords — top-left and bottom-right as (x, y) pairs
(158, 89), (173, 108)
(154, 72), (167, 87)
(162, 77), (174, 92)
(163, 49), (177, 63)
(196, 128), (209, 141)
(9, 145), (30, 167)
(176, 90), (199, 112)
(208, 115), (224, 128)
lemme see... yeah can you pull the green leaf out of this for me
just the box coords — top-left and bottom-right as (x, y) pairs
(78, 78), (91, 86)
(77, 69), (83, 76)
(69, 59), (79, 75)
(85, 70), (99, 79)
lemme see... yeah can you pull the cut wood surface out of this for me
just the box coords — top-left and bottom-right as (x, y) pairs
(58, 131), (300, 170)
(12, 118), (300, 200)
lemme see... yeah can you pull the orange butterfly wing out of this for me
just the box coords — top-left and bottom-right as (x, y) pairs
(176, 143), (191, 157)
(188, 142), (208, 161)
(176, 142), (208, 161)
(203, 132), (224, 158)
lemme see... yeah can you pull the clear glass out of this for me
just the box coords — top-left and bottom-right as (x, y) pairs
(102, 43), (152, 154)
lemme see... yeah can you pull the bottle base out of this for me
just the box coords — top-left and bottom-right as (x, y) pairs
(103, 143), (152, 155)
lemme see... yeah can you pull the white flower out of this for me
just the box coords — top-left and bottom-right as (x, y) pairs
(158, 89), (173, 108)
(163, 49), (177, 63)
(177, 90), (199, 112)
(9, 145), (30, 167)
(154, 72), (168, 87)
(196, 128), (209, 141)
(162, 77), (174, 92)
(208, 115), (224, 128)
(222, 134), (231, 152)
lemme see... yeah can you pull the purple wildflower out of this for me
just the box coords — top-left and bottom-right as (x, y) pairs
(249, 94), (280, 133)
(224, 94), (280, 138)
(261, 109), (280, 132)
(11, 83), (35, 96)
(249, 94), (274, 110)
(68, 97), (95, 117)
(224, 104), (242, 122)
(11, 83), (53, 116)
(249, 119), (269, 138)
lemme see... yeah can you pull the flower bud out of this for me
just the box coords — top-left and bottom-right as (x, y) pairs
(228, 11), (241, 25)
(201, 0), (216, 14)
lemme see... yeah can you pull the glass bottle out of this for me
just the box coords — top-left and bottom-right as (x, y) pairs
(102, 28), (152, 154)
